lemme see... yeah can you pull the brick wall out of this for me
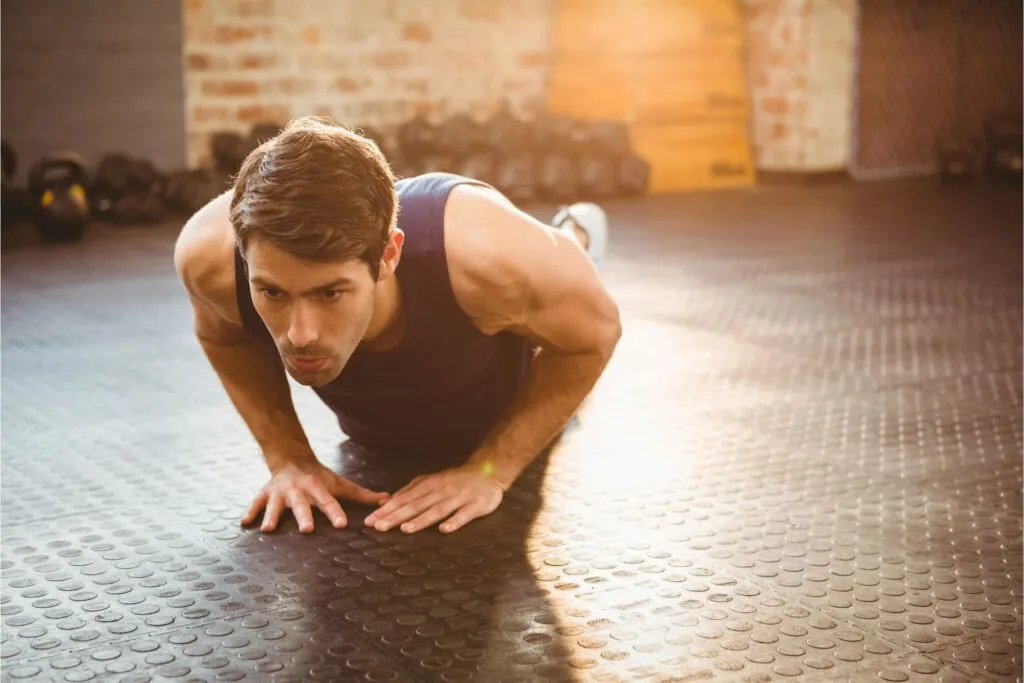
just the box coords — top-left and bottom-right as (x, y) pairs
(184, 0), (866, 177)
(742, 0), (856, 172)
(183, 0), (556, 168)
(743, 0), (809, 171)
(804, 0), (857, 170)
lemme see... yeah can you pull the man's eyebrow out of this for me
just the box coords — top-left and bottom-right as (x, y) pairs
(250, 275), (356, 295)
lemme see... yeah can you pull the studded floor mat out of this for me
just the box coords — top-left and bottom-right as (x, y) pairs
(2, 179), (1021, 682)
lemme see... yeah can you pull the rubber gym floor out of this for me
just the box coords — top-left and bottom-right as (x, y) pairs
(1, 178), (1021, 683)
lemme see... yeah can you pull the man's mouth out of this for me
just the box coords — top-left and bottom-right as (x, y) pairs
(286, 355), (328, 372)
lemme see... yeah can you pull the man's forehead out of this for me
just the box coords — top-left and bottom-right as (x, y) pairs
(244, 243), (368, 290)
(245, 240), (360, 269)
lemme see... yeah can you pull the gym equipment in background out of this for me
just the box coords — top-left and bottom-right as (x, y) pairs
(1, 138), (27, 224)
(389, 108), (651, 200)
(28, 153), (91, 242)
(983, 114), (1023, 183)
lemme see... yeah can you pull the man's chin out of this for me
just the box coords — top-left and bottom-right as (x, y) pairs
(289, 373), (325, 387)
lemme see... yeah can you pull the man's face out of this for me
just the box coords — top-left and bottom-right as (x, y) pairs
(245, 238), (380, 387)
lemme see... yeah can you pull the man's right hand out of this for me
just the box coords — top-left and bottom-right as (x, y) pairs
(241, 460), (391, 533)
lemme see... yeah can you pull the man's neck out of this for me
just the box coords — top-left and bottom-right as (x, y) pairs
(361, 275), (405, 352)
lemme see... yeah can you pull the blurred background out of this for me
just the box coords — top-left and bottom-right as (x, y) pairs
(1, 4), (1022, 681)
(1, 0), (1021, 243)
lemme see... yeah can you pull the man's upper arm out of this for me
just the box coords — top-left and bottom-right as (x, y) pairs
(444, 184), (621, 356)
(173, 208), (248, 346)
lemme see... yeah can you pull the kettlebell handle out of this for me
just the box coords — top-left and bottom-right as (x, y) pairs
(28, 153), (89, 201)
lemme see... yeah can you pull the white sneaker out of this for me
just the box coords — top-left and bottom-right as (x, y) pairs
(552, 202), (609, 272)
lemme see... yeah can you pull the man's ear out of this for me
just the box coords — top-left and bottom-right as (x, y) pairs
(378, 229), (404, 280)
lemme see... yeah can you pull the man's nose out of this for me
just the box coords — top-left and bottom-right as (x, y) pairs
(287, 305), (319, 348)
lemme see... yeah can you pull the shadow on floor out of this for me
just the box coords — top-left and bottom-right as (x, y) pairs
(225, 439), (579, 682)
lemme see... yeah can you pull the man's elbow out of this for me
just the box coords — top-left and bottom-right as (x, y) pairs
(593, 300), (622, 360)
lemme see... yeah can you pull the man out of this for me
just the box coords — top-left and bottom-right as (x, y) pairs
(174, 116), (620, 536)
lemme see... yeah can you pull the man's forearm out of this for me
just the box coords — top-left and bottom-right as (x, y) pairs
(199, 337), (317, 471)
(466, 344), (615, 489)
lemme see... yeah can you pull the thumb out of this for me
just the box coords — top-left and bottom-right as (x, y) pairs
(332, 477), (390, 505)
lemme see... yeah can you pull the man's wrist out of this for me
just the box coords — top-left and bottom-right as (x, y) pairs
(465, 452), (519, 491)
(260, 439), (319, 472)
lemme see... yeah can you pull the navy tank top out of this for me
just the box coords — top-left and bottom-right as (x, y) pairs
(233, 172), (534, 457)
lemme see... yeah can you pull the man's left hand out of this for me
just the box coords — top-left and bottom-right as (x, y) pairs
(364, 465), (504, 534)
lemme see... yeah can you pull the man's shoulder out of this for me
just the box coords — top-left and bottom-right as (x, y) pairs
(441, 184), (555, 334)
(441, 184), (620, 352)
(442, 182), (554, 277)
(173, 190), (241, 323)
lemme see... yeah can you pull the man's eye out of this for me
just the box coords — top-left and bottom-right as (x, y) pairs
(260, 288), (284, 299)
(322, 289), (342, 301)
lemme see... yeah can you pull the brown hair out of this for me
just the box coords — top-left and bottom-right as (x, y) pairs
(230, 116), (397, 279)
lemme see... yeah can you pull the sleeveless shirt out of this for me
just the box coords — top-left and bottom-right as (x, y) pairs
(233, 172), (534, 458)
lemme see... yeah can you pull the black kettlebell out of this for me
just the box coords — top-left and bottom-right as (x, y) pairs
(28, 153), (91, 243)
